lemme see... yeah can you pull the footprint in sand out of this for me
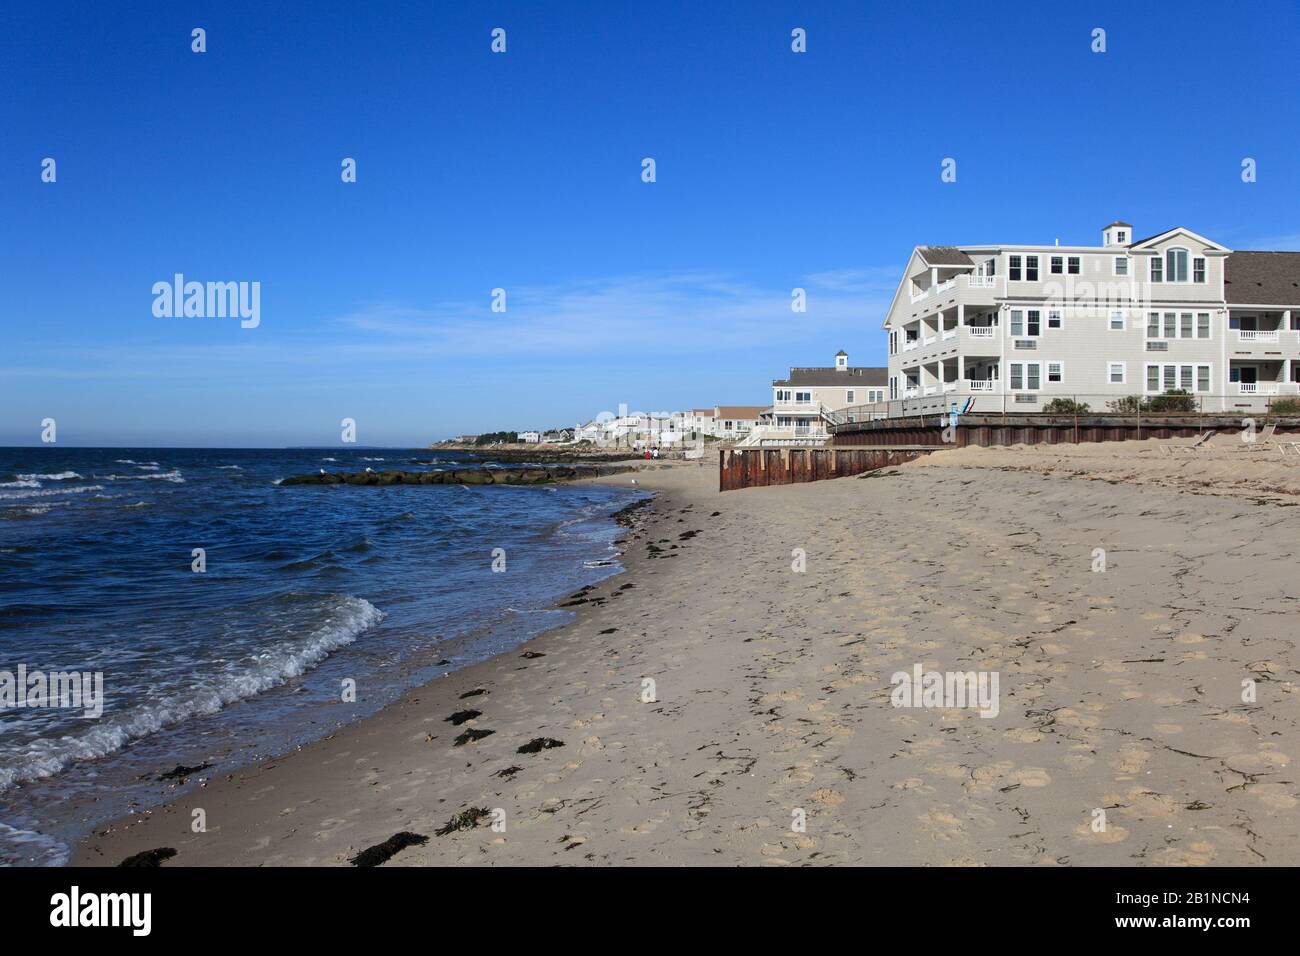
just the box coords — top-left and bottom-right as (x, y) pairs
(1112, 748), (1151, 775)
(1004, 727), (1043, 743)
(1009, 768), (1051, 788)
(1073, 822), (1130, 844)
(1153, 842), (1217, 866)
(918, 810), (966, 842)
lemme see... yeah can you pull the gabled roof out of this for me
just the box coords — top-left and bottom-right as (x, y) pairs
(773, 367), (888, 387)
(1127, 227), (1231, 252)
(1105, 220), (1132, 228)
(918, 246), (973, 266)
(1224, 251), (1300, 306)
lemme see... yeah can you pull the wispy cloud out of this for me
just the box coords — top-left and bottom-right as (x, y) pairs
(331, 270), (892, 357)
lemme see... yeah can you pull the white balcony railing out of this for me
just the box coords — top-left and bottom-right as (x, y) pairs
(964, 275), (998, 289)
(966, 326), (994, 337)
(1237, 383), (1280, 395)
(967, 380), (995, 391)
(904, 387), (919, 398)
(942, 329), (957, 340)
(902, 340), (918, 352)
(942, 382), (958, 393)
(922, 385), (938, 396)
(922, 336), (936, 346)
(909, 287), (931, 304)
(1238, 330), (1280, 343)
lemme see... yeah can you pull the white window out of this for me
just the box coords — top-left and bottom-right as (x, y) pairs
(1117, 230), (1127, 244)
(846, 390), (855, 404)
(1150, 256), (1163, 282)
(1109, 311), (1126, 331)
(1113, 256), (1129, 277)
(1180, 313), (1193, 338)
(1050, 255), (1064, 275)
(1193, 257), (1206, 283)
(1047, 362), (1063, 384)
(1067, 256), (1080, 275)
(1165, 247), (1189, 283)
(1025, 255), (1039, 281)
(1197, 313), (1211, 338)
(1108, 362), (1126, 384)
(1008, 255), (1022, 281)
(1010, 309), (1042, 336)
(1146, 312), (1161, 338)
(795, 391), (811, 403)
(1009, 362), (1041, 391)
(1047, 310), (1062, 329)
(1145, 363), (1212, 393)
(1162, 312), (1177, 338)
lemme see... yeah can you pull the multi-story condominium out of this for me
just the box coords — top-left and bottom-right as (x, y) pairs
(746, 351), (888, 445)
(881, 221), (1300, 414)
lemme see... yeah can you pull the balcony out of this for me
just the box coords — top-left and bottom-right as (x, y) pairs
(903, 387), (919, 398)
(902, 340), (919, 352)
(1238, 330), (1280, 343)
(909, 273), (1000, 304)
(1238, 383), (1280, 395)
(966, 326), (994, 338)
(967, 380), (995, 391)
(941, 328), (957, 340)
(922, 335), (936, 346)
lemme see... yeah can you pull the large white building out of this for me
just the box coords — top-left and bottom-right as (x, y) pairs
(881, 221), (1300, 415)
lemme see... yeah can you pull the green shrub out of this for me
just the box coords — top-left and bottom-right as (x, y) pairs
(1106, 395), (1145, 414)
(1043, 398), (1091, 414)
(1270, 398), (1300, 415)
(1146, 389), (1197, 413)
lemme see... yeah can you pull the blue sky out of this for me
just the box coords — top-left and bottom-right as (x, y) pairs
(2, 0), (1298, 446)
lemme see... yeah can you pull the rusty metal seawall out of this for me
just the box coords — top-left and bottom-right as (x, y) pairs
(718, 447), (930, 492)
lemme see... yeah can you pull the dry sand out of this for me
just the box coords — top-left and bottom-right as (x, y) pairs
(75, 444), (1299, 866)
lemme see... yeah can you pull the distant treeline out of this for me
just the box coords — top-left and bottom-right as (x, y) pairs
(474, 431), (518, 445)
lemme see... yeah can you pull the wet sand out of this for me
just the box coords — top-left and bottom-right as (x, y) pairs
(74, 447), (1299, 866)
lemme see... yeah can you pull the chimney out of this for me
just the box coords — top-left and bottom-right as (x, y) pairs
(835, 350), (848, 370)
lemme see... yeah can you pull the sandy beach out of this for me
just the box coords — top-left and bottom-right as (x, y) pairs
(74, 444), (1299, 867)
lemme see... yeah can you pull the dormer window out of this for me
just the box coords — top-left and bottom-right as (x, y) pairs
(1116, 230), (1127, 244)
(1165, 248), (1189, 283)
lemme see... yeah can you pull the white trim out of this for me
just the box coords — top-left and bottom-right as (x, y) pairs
(1107, 361), (1127, 385)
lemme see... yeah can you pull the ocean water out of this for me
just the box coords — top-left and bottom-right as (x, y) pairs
(0, 447), (646, 866)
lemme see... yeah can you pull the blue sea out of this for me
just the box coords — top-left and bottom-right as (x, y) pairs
(0, 447), (645, 866)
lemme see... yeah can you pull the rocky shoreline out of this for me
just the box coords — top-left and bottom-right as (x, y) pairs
(280, 465), (628, 486)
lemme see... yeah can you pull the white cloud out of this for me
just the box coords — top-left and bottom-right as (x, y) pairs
(331, 271), (891, 357)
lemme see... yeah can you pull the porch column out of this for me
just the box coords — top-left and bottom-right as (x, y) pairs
(957, 302), (965, 328)
(958, 354), (965, 386)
